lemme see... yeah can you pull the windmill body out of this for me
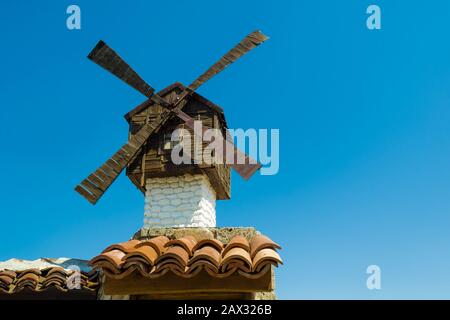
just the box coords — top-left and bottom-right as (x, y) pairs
(125, 82), (230, 202)
(125, 82), (230, 228)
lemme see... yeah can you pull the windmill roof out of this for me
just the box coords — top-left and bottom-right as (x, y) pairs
(124, 82), (226, 124)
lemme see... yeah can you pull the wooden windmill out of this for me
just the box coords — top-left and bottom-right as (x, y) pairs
(75, 31), (268, 205)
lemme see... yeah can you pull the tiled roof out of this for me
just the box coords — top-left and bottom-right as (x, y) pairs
(90, 234), (282, 279)
(0, 268), (99, 294)
(0, 258), (99, 295)
(0, 258), (93, 273)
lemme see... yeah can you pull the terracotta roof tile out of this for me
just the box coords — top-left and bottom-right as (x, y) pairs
(90, 233), (282, 280)
(192, 239), (224, 252)
(0, 274), (14, 286)
(0, 267), (99, 295)
(165, 236), (197, 256)
(136, 236), (169, 255)
(252, 248), (283, 273)
(123, 246), (159, 266)
(156, 246), (190, 267)
(221, 247), (252, 273)
(222, 235), (250, 256)
(249, 234), (281, 259)
(189, 246), (222, 268)
(91, 249), (126, 269)
(102, 239), (141, 253)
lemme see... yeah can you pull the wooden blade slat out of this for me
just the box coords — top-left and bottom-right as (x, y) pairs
(100, 163), (116, 179)
(81, 179), (103, 198)
(233, 163), (262, 180)
(116, 148), (131, 161)
(120, 144), (137, 156)
(111, 153), (128, 168)
(224, 130), (261, 179)
(95, 168), (113, 185)
(88, 40), (155, 97)
(76, 158), (122, 205)
(132, 133), (147, 145)
(188, 31), (269, 91)
(75, 185), (97, 205)
(105, 159), (121, 173)
(117, 147), (131, 160)
(87, 174), (107, 192)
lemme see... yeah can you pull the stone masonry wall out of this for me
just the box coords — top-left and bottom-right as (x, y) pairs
(144, 174), (216, 228)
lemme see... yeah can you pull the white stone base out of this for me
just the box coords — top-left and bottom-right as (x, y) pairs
(143, 174), (216, 228)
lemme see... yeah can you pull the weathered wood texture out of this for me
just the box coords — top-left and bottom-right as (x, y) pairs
(87, 40), (155, 97)
(103, 269), (273, 296)
(126, 84), (231, 200)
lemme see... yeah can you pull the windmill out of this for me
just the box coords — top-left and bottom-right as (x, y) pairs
(75, 31), (269, 205)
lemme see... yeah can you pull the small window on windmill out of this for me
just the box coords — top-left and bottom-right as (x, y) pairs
(162, 132), (173, 150)
(161, 126), (184, 151)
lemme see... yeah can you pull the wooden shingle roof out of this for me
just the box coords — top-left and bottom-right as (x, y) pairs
(124, 82), (226, 125)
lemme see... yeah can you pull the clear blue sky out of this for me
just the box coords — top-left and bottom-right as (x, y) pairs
(1, 1), (450, 299)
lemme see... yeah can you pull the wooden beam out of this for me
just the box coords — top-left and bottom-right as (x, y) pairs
(103, 269), (273, 296)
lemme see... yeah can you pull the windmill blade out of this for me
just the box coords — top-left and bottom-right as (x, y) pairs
(173, 109), (262, 180)
(168, 30), (268, 177)
(74, 145), (132, 204)
(224, 129), (262, 180)
(187, 30), (269, 93)
(88, 40), (155, 98)
(75, 108), (173, 204)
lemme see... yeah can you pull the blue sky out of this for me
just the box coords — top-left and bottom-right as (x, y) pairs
(1, 0), (450, 299)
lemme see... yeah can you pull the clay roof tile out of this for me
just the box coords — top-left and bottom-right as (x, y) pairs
(192, 239), (224, 252)
(252, 248), (283, 273)
(136, 235), (169, 256)
(101, 239), (140, 254)
(249, 234), (281, 259)
(188, 246), (222, 268)
(0, 265), (99, 295)
(221, 247), (252, 272)
(222, 235), (250, 257)
(155, 246), (190, 267)
(123, 245), (159, 266)
(90, 249), (126, 269)
(165, 236), (197, 256)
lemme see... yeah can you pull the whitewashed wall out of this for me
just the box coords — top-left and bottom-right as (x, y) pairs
(144, 174), (216, 228)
